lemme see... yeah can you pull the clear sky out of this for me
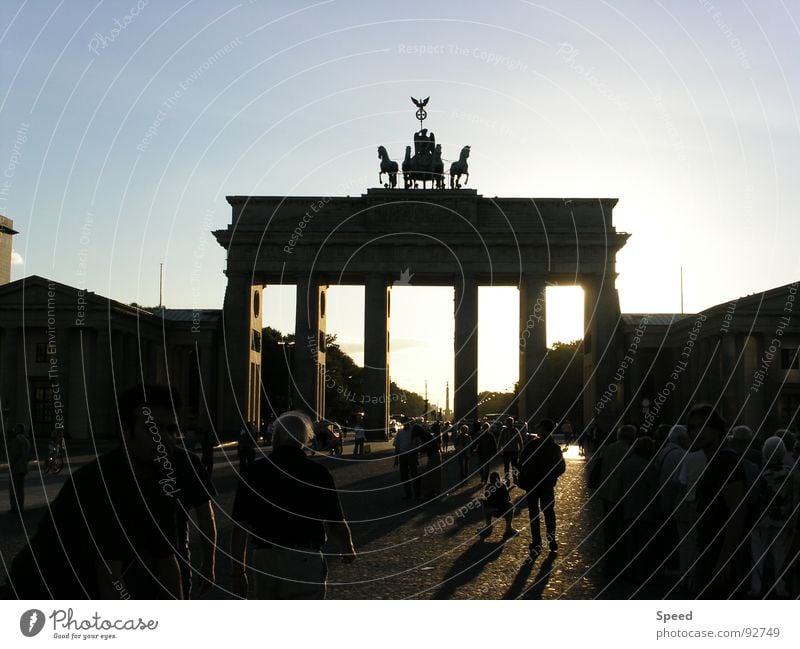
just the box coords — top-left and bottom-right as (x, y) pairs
(2, 0), (799, 407)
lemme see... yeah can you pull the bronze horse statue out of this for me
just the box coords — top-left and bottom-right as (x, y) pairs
(378, 145), (398, 188)
(449, 145), (470, 189)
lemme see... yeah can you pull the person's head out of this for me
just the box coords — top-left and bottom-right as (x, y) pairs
(726, 425), (754, 452)
(617, 424), (637, 445)
(762, 436), (786, 465)
(668, 425), (690, 450)
(480, 422), (490, 432)
(118, 384), (180, 463)
(13, 423), (25, 437)
(536, 418), (556, 437)
(272, 410), (314, 449)
(687, 404), (727, 452)
(653, 424), (671, 446)
(505, 417), (514, 427)
(489, 471), (501, 484)
(632, 436), (654, 458)
(459, 424), (469, 434)
(776, 429), (797, 455)
(411, 424), (426, 439)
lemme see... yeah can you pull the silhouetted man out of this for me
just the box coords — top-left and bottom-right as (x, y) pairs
(3, 384), (184, 598)
(230, 411), (355, 599)
(6, 423), (31, 513)
(474, 422), (497, 485)
(517, 418), (566, 556)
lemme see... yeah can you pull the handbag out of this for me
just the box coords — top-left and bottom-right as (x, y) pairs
(363, 444), (372, 455)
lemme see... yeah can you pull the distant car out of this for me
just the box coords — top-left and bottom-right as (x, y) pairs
(311, 420), (344, 455)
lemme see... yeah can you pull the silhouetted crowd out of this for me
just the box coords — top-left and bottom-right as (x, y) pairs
(587, 403), (800, 599)
(4, 389), (799, 600)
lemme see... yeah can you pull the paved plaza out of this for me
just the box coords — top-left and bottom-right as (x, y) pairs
(1, 438), (683, 599)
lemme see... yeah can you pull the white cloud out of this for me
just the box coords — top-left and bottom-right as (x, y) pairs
(11, 250), (23, 265)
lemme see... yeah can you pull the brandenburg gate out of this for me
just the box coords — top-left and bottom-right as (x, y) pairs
(215, 189), (628, 435)
(214, 99), (628, 436)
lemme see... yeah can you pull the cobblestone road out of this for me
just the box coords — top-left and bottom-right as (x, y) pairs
(1, 440), (682, 599)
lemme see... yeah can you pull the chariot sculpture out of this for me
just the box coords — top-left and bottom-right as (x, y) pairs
(377, 97), (470, 190)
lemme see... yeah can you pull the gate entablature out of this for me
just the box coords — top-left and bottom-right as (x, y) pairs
(217, 192), (626, 283)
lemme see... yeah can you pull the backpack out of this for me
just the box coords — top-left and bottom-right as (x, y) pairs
(721, 448), (760, 509)
(517, 438), (565, 490)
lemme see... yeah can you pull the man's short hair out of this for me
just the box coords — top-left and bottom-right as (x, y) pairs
(536, 418), (555, 436)
(118, 384), (180, 438)
(618, 424), (637, 444)
(687, 403), (727, 435)
(272, 411), (314, 448)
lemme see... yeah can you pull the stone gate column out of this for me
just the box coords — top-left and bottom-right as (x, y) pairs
(583, 274), (621, 427)
(519, 275), (548, 425)
(363, 275), (390, 439)
(454, 275), (479, 426)
(293, 275), (326, 420)
(222, 273), (262, 434)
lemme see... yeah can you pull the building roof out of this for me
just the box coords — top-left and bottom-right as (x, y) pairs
(0, 275), (221, 325)
(155, 308), (221, 322)
(621, 313), (693, 326)
(0, 213), (18, 235)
